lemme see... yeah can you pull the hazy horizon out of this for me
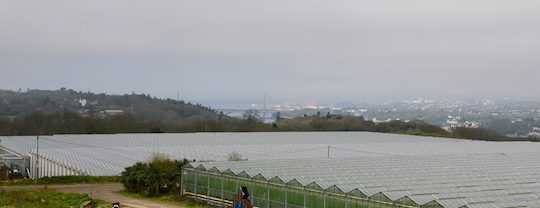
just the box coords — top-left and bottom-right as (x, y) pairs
(1, 1), (539, 103)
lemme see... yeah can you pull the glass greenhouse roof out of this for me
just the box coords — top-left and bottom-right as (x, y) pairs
(189, 152), (540, 208)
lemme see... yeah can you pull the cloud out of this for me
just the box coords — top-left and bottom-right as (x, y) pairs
(1, 0), (539, 102)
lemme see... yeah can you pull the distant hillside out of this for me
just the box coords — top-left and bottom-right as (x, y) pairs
(0, 88), (228, 123)
(275, 115), (538, 142)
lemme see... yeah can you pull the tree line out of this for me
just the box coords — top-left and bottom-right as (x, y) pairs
(1, 111), (537, 142)
(0, 111), (272, 136)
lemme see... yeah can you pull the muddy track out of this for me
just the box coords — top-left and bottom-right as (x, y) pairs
(0, 183), (185, 208)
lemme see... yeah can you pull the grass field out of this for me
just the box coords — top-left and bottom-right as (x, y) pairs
(117, 190), (213, 208)
(0, 190), (109, 208)
(0, 176), (121, 186)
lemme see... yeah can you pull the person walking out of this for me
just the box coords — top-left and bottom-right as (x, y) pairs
(233, 187), (253, 208)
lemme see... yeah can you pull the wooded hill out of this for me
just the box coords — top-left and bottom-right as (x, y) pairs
(0, 88), (226, 123)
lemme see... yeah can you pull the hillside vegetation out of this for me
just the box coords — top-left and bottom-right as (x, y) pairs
(0, 88), (226, 123)
(0, 109), (534, 141)
(275, 115), (532, 141)
(0, 88), (534, 141)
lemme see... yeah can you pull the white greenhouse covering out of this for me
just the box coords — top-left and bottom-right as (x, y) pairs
(1, 131), (540, 176)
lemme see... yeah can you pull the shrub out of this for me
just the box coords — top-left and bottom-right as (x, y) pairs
(227, 152), (247, 161)
(121, 153), (188, 197)
(0, 165), (9, 180)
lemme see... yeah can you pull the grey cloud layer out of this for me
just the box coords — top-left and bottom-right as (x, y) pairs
(1, 0), (539, 101)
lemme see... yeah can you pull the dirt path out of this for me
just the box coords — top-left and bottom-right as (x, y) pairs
(0, 183), (185, 208)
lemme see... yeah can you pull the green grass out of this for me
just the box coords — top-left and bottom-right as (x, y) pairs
(0, 190), (109, 208)
(117, 190), (213, 208)
(0, 176), (121, 186)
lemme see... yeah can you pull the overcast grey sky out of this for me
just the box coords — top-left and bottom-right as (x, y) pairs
(1, 0), (539, 103)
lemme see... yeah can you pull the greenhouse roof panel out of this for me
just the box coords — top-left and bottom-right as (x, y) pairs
(186, 152), (540, 208)
(3, 132), (540, 207)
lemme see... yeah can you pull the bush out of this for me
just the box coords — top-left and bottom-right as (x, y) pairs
(228, 152), (247, 161)
(451, 127), (506, 141)
(0, 165), (9, 180)
(121, 153), (188, 197)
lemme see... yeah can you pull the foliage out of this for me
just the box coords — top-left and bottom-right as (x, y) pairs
(121, 153), (188, 197)
(0, 108), (523, 142)
(0, 190), (109, 208)
(450, 127), (507, 141)
(273, 115), (521, 141)
(228, 152), (248, 161)
(117, 190), (213, 208)
(0, 111), (273, 136)
(0, 176), (121, 186)
(275, 115), (447, 134)
(0, 88), (225, 123)
(0, 165), (9, 180)
(482, 118), (540, 136)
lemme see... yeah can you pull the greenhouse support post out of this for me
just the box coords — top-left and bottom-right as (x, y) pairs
(235, 178), (239, 195)
(266, 181), (270, 208)
(323, 191), (327, 208)
(303, 187), (307, 208)
(249, 178), (254, 208)
(284, 183), (288, 208)
(207, 174), (210, 204)
(180, 168), (185, 195)
(194, 171), (198, 194)
(220, 173), (224, 206)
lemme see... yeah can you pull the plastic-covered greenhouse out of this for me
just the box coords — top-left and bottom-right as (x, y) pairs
(183, 153), (540, 208)
(3, 132), (540, 207)
(3, 132), (540, 177)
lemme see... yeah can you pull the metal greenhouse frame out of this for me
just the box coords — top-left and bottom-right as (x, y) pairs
(182, 153), (540, 208)
(181, 167), (426, 208)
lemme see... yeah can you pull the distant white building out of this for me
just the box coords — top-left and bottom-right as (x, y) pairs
(103, 110), (124, 116)
(446, 115), (461, 128)
(78, 99), (87, 107)
(463, 121), (480, 128)
(529, 127), (540, 137)
(445, 116), (479, 129)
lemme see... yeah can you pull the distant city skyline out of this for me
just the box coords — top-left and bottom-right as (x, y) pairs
(1, 0), (539, 103)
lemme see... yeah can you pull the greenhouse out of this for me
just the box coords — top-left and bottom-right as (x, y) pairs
(183, 153), (540, 208)
(3, 132), (540, 207)
(2, 132), (540, 178)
